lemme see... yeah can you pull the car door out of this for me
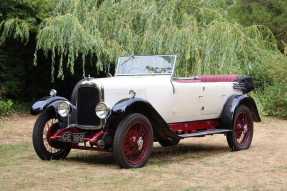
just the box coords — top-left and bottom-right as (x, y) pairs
(171, 80), (204, 122)
(200, 82), (236, 117)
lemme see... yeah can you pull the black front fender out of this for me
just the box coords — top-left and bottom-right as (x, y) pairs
(220, 94), (261, 129)
(31, 96), (69, 115)
(105, 98), (179, 142)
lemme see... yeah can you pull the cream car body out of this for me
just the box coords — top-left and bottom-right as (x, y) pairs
(31, 55), (261, 168)
(84, 75), (241, 123)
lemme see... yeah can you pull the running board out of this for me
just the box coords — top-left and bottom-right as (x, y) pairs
(178, 129), (231, 138)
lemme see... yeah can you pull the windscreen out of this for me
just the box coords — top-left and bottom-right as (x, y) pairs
(116, 55), (176, 76)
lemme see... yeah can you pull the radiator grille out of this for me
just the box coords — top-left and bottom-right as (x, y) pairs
(77, 86), (100, 126)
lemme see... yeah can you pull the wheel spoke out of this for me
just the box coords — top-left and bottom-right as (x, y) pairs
(235, 112), (251, 145)
(42, 117), (62, 154)
(139, 125), (145, 138)
(122, 122), (150, 164)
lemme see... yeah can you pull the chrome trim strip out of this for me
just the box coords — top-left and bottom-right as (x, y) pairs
(99, 84), (106, 129)
(67, 124), (103, 130)
(170, 55), (177, 94)
(171, 55), (177, 79)
(116, 73), (172, 76)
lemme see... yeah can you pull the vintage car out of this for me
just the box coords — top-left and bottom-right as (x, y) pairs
(31, 55), (261, 168)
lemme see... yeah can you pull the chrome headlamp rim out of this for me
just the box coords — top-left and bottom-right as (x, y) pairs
(95, 102), (110, 119)
(57, 101), (70, 118)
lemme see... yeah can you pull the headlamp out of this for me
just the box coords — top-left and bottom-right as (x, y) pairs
(57, 101), (70, 117)
(95, 102), (109, 119)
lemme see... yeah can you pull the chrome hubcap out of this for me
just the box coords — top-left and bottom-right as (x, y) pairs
(243, 124), (248, 133)
(137, 137), (144, 151)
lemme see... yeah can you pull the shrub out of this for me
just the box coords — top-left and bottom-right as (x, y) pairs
(0, 99), (14, 116)
(256, 83), (287, 119)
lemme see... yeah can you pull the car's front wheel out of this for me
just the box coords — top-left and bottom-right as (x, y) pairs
(226, 105), (254, 151)
(32, 111), (71, 160)
(113, 113), (153, 168)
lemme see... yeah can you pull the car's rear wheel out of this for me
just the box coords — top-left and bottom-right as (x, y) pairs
(226, 105), (254, 151)
(113, 113), (153, 168)
(32, 111), (71, 160)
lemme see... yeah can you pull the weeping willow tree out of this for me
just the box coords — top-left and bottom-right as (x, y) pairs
(0, 0), (56, 44)
(0, 18), (30, 44)
(33, 0), (285, 81)
(0, 0), (286, 117)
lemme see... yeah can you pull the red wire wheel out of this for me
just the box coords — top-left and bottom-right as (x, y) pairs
(32, 111), (71, 160)
(113, 113), (153, 168)
(227, 105), (254, 151)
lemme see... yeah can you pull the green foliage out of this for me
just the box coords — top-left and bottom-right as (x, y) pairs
(0, 98), (30, 116)
(0, 99), (14, 116)
(32, 0), (287, 118)
(0, 0), (58, 106)
(0, 0), (56, 45)
(229, 0), (287, 51)
(35, 0), (285, 81)
(257, 83), (287, 118)
(1, 0), (287, 118)
(227, 0), (287, 118)
(0, 18), (30, 44)
(0, 46), (28, 99)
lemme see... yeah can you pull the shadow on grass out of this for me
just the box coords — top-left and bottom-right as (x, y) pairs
(66, 152), (114, 165)
(65, 142), (229, 167)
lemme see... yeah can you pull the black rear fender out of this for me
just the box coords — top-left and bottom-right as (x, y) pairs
(105, 98), (179, 142)
(220, 94), (261, 129)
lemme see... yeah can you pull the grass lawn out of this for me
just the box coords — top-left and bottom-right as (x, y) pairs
(0, 115), (287, 191)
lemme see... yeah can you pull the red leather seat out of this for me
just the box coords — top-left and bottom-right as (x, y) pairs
(175, 75), (239, 83)
(199, 75), (239, 82)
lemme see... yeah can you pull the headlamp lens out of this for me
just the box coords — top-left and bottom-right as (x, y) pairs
(57, 102), (70, 117)
(95, 102), (109, 119)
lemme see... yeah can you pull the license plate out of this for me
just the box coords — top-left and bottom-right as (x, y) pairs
(61, 132), (85, 143)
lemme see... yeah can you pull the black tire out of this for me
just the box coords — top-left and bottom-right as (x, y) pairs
(158, 138), (180, 147)
(32, 111), (71, 160)
(113, 113), (153, 168)
(226, 105), (254, 151)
